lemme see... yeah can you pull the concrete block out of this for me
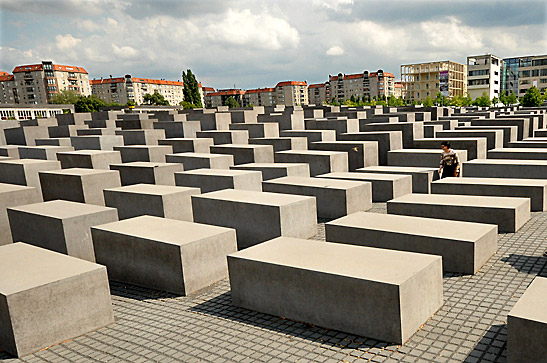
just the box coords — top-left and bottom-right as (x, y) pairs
(317, 172), (412, 202)
(196, 130), (248, 145)
(4, 126), (49, 146)
(228, 237), (443, 344)
(76, 127), (119, 136)
(186, 112), (231, 130)
(70, 135), (124, 151)
(91, 215), (237, 295)
(0, 145), (20, 158)
(279, 129), (336, 147)
(310, 141), (379, 170)
(158, 137), (213, 153)
(153, 121), (201, 138)
(325, 212), (497, 274)
(457, 125), (518, 147)
(47, 125), (88, 138)
(57, 150), (122, 170)
(175, 169), (262, 193)
(507, 277), (547, 363)
(305, 118), (359, 135)
(209, 144), (274, 165)
(0, 159), (60, 193)
(166, 152), (234, 170)
(35, 137), (73, 146)
(469, 118), (528, 140)
(387, 194), (530, 233)
(338, 131), (403, 166)
(7, 200), (118, 262)
(0, 242), (114, 357)
(0, 183), (42, 245)
(192, 189), (317, 249)
(388, 149), (468, 168)
(487, 148), (547, 160)
(230, 162), (310, 180)
(39, 168), (121, 206)
(248, 137), (308, 152)
(435, 130), (503, 150)
(110, 162), (183, 186)
(263, 176), (372, 218)
(360, 122), (424, 148)
(229, 123), (279, 138)
(274, 150), (348, 176)
(358, 166), (438, 194)
(258, 112), (304, 130)
(113, 145), (172, 163)
(412, 138), (486, 160)
(462, 159), (547, 179)
(104, 184), (199, 221)
(431, 177), (547, 212)
(116, 129), (165, 145)
(18, 145), (74, 160)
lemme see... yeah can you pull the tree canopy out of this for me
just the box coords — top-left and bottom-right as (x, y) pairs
(143, 91), (169, 106)
(224, 96), (240, 108)
(182, 69), (202, 108)
(74, 95), (106, 112)
(521, 86), (543, 107)
(50, 90), (80, 105)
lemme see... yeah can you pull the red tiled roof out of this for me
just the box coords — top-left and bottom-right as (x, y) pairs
(246, 87), (275, 94)
(52, 64), (88, 74)
(308, 83), (326, 88)
(0, 74), (14, 82)
(275, 81), (307, 87)
(90, 77), (125, 85)
(13, 64), (43, 73)
(369, 72), (395, 78)
(207, 89), (245, 96)
(344, 73), (363, 80)
(202, 87), (215, 92)
(0, 71), (9, 76)
(132, 78), (183, 86)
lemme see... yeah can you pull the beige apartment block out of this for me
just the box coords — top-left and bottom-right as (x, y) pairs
(91, 75), (184, 106)
(393, 82), (406, 98)
(9, 61), (91, 105)
(514, 55), (547, 95)
(326, 70), (395, 102)
(0, 72), (17, 104)
(205, 89), (246, 108)
(401, 60), (467, 102)
(308, 83), (327, 105)
(244, 87), (276, 107)
(467, 54), (501, 100)
(275, 81), (308, 106)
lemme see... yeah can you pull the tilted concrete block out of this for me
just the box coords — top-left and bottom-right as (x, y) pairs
(310, 141), (379, 170)
(166, 152), (234, 170)
(175, 169), (262, 193)
(196, 130), (248, 145)
(210, 144), (274, 165)
(113, 145), (172, 163)
(18, 145), (73, 160)
(228, 237), (443, 344)
(57, 150), (122, 170)
(230, 162), (310, 180)
(388, 149), (468, 168)
(462, 159), (547, 179)
(358, 166), (438, 194)
(109, 162), (183, 186)
(158, 138), (213, 153)
(274, 150), (348, 176)
(70, 135), (124, 151)
(0, 183), (42, 245)
(248, 137), (308, 152)
(0, 159), (60, 194)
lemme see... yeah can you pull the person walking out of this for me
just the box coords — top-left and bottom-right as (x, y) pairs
(439, 141), (460, 178)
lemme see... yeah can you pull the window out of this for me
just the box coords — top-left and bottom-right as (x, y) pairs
(519, 70), (530, 77)
(532, 58), (547, 66)
(494, 71), (499, 76)
(47, 79), (55, 85)
(47, 86), (57, 92)
(532, 70), (539, 77)
(469, 70), (489, 76)
(540, 79), (547, 84)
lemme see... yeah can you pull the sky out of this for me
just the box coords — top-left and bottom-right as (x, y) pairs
(1, 0), (546, 90)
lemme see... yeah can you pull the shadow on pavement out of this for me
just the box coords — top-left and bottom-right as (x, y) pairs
(501, 253), (547, 277)
(464, 324), (507, 363)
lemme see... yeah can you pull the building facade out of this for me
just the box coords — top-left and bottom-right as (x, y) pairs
(401, 60), (467, 102)
(0, 104), (74, 120)
(91, 75), (184, 105)
(502, 54), (547, 96)
(325, 70), (395, 102)
(7, 61), (90, 104)
(393, 82), (405, 98)
(308, 83), (327, 105)
(274, 81), (308, 106)
(205, 89), (246, 108)
(466, 54), (501, 100)
(243, 87), (276, 107)
(0, 72), (18, 104)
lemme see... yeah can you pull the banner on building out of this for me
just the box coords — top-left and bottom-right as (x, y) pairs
(439, 71), (449, 96)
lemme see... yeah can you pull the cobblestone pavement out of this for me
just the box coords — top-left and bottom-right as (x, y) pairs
(1, 203), (546, 363)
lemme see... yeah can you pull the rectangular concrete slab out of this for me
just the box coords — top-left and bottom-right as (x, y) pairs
(0, 183), (42, 245)
(412, 138), (486, 160)
(388, 149), (468, 168)
(487, 148), (547, 160)
(228, 237), (443, 344)
(310, 141), (379, 170)
(358, 166), (438, 194)
(56, 150), (122, 170)
(7, 200), (118, 262)
(432, 177), (547, 211)
(230, 162), (310, 181)
(109, 162), (183, 186)
(70, 135), (123, 151)
(507, 277), (547, 363)
(338, 131), (403, 165)
(175, 169), (262, 193)
(196, 130), (249, 145)
(0, 159), (61, 194)
(317, 172), (412, 202)
(158, 138), (213, 153)
(248, 137), (308, 152)
(0, 243), (114, 357)
(113, 145), (173, 163)
(262, 176), (372, 218)
(325, 212), (497, 274)
(91, 216), (237, 295)
(104, 184), (199, 221)
(387, 194), (530, 233)
(18, 145), (74, 160)
(462, 159), (547, 179)
(166, 152), (234, 170)
(209, 144), (274, 165)
(192, 189), (317, 249)
(274, 150), (348, 176)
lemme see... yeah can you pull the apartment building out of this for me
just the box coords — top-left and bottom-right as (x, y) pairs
(502, 54), (547, 96)
(326, 70), (395, 102)
(274, 81), (308, 106)
(8, 61), (90, 104)
(308, 83), (327, 105)
(0, 72), (17, 104)
(91, 75), (184, 105)
(205, 89), (246, 108)
(401, 60), (467, 102)
(466, 54), (501, 100)
(243, 87), (276, 107)
(393, 82), (405, 98)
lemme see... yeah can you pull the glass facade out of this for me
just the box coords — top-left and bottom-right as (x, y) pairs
(501, 57), (519, 95)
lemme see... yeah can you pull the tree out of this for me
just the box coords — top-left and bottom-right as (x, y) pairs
(387, 94), (398, 106)
(451, 95), (465, 107)
(507, 90), (518, 105)
(224, 96), (240, 108)
(50, 90), (80, 105)
(521, 86), (542, 107)
(500, 92), (509, 106)
(182, 69), (203, 107)
(143, 91), (169, 106)
(463, 94), (473, 107)
(473, 92), (491, 107)
(423, 96), (434, 107)
(74, 95), (106, 112)
(350, 95), (356, 103)
(180, 101), (197, 109)
(125, 100), (136, 107)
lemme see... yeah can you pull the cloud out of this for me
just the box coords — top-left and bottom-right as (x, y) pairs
(205, 9), (300, 50)
(326, 45), (344, 56)
(420, 17), (483, 51)
(112, 44), (138, 58)
(55, 34), (82, 50)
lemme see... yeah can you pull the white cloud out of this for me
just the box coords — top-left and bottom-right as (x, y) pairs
(314, 0), (354, 14)
(112, 44), (138, 58)
(55, 34), (82, 50)
(420, 17), (483, 51)
(326, 45), (344, 56)
(205, 9), (300, 50)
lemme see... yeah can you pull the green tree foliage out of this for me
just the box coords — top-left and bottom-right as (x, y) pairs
(464, 94), (473, 106)
(224, 96), (240, 108)
(143, 91), (170, 106)
(472, 92), (491, 107)
(350, 95), (356, 103)
(125, 100), (136, 107)
(423, 96), (434, 107)
(507, 91), (518, 105)
(182, 69), (203, 107)
(180, 101), (198, 109)
(74, 95), (106, 112)
(50, 90), (80, 105)
(521, 86), (543, 107)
